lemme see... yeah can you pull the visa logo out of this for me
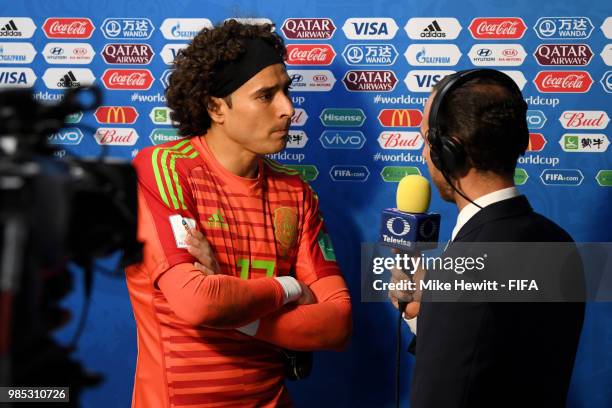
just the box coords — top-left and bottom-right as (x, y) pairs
(0, 71), (27, 84)
(415, 74), (444, 88)
(319, 130), (366, 149)
(352, 22), (388, 36)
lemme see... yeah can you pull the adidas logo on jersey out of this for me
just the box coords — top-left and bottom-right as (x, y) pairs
(207, 209), (229, 230)
(421, 20), (445, 38)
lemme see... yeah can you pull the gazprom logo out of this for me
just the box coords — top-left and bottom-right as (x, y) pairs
(47, 128), (83, 145)
(319, 130), (366, 149)
(526, 110), (547, 129)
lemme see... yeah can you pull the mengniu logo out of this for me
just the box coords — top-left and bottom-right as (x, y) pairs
(101, 18), (155, 40)
(285, 44), (335, 65)
(102, 44), (154, 65)
(281, 18), (336, 40)
(47, 128), (83, 145)
(560, 134), (609, 153)
(319, 130), (366, 149)
(94, 106), (139, 124)
(342, 70), (398, 92)
(534, 17), (594, 40)
(534, 44), (593, 66)
(527, 133), (547, 152)
(469, 17), (526, 39)
(342, 44), (398, 66)
(43, 18), (94, 39)
(101, 69), (154, 90)
(342, 18), (399, 40)
(286, 130), (308, 148)
(540, 169), (584, 186)
(559, 111), (609, 130)
(377, 109), (422, 127)
(534, 71), (593, 93)
(526, 110), (547, 129)
(329, 165), (370, 182)
(94, 127), (139, 145)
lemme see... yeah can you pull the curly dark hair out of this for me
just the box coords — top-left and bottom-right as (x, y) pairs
(165, 20), (286, 137)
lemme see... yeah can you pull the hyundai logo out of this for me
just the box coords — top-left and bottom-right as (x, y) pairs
(477, 48), (492, 57)
(50, 47), (63, 55)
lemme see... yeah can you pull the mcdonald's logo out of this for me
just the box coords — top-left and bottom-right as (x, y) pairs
(377, 109), (423, 127)
(527, 133), (546, 152)
(94, 106), (139, 124)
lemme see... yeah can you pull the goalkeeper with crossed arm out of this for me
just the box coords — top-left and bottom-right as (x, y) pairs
(125, 20), (352, 408)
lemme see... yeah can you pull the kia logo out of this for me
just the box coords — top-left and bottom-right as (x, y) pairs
(477, 48), (492, 57)
(73, 47), (86, 56)
(503, 49), (518, 57)
(313, 74), (328, 82)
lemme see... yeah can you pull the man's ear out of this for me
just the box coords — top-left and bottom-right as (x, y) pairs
(207, 96), (226, 125)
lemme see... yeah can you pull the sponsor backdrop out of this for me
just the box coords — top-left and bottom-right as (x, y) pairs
(1, 0), (610, 407)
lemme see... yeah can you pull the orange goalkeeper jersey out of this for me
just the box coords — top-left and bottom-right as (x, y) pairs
(125, 136), (341, 407)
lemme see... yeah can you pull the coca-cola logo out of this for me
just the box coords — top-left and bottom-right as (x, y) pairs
(378, 132), (423, 150)
(342, 70), (398, 92)
(285, 44), (336, 65)
(534, 71), (593, 93)
(43, 18), (95, 39)
(281, 18), (336, 40)
(469, 17), (526, 39)
(94, 127), (139, 146)
(101, 69), (154, 90)
(534, 44), (593, 66)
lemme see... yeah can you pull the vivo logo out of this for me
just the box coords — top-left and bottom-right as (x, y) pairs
(319, 130), (366, 149)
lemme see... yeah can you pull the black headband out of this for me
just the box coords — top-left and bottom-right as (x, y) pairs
(210, 37), (284, 97)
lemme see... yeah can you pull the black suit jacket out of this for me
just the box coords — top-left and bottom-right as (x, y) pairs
(410, 195), (585, 408)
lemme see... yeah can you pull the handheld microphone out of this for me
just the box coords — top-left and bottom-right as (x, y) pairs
(379, 175), (440, 252)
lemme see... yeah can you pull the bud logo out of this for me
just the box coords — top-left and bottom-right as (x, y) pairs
(102, 69), (154, 90)
(47, 128), (83, 145)
(602, 44), (612, 66)
(319, 108), (366, 127)
(601, 71), (612, 93)
(560, 134), (609, 152)
(149, 128), (182, 145)
(95, 106), (139, 124)
(160, 43), (188, 65)
(291, 108), (308, 126)
(288, 70), (335, 92)
(149, 107), (175, 125)
(281, 18), (336, 40)
(527, 133), (547, 152)
(0, 42), (36, 64)
(404, 70), (455, 92)
(160, 18), (213, 40)
(559, 111), (609, 130)
(378, 109), (422, 127)
(404, 18), (462, 40)
(404, 44), (462, 66)
(95, 128), (139, 145)
(534, 17), (594, 40)
(378, 132), (423, 150)
(534, 44), (593, 66)
(342, 18), (398, 40)
(540, 169), (584, 186)
(102, 44), (154, 65)
(468, 44), (526, 66)
(342, 70), (398, 92)
(42, 68), (95, 89)
(43, 18), (94, 39)
(469, 18), (526, 39)
(0, 18), (36, 39)
(286, 44), (335, 65)
(320, 130), (366, 149)
(0, 68), (36, 88)
(534, 71), (593, 93)
(43, 43), (94, 64)
(286, 130), (308, 148)
(329, 165), (370, 182)
(101, 18), (154, 40)
(526, 110), (547, 129)
(342, 44), (398, 66)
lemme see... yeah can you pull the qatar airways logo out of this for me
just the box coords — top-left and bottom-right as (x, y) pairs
(469, 17), (527, 39)
(534, 71), (593, 93)
(285, 44), (336, 65)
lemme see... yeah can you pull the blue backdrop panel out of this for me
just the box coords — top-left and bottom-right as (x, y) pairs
(1, 0), (610, 406)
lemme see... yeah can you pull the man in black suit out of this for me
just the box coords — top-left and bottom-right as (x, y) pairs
(390, 69), (585, 407)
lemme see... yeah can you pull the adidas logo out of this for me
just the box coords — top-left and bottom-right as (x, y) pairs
(57, 70), (80, 88)
(0, 20), (20, 37)
(207, 209), (229, 230)
(421, 20), (445, 38)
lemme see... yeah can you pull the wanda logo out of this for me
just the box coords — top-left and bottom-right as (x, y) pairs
(43, 18), (95, 39)
(534, 71), (593, 93)
(101, 69), (154, 90)
(286, 44), (336, 65)
(469, 17), (526, 39)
